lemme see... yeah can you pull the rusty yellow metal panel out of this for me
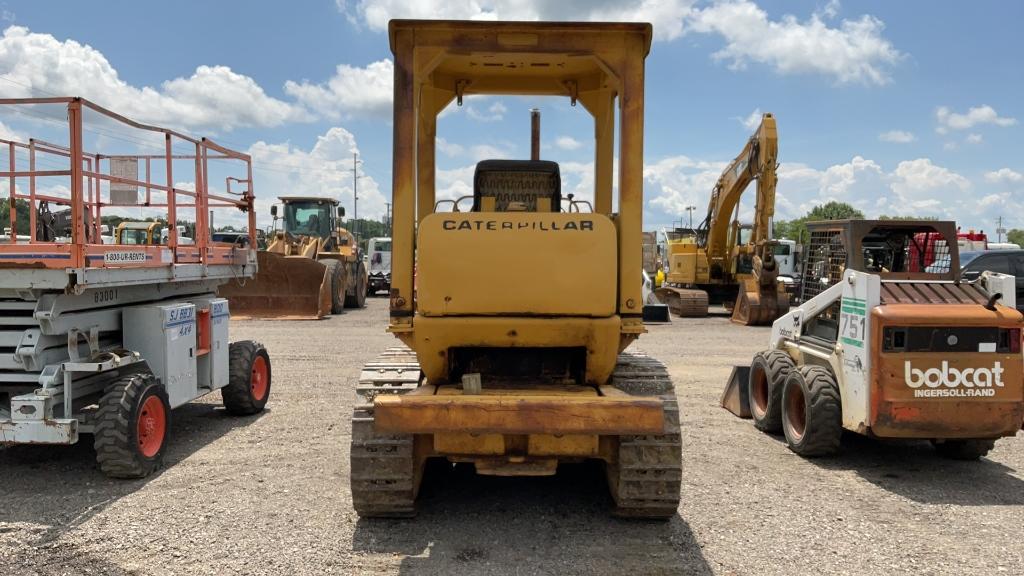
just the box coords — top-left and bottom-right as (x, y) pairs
(411, 315), (621, 384)
(434, 433), (506, 455)
(527, 434), (598, 457)
(417, 212), (617, 317)
(374, 393), (664, 435)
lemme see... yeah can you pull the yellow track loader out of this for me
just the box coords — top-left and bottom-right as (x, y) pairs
(218, 196), (367, 319)
(350, 20), (681, 519)
(656, 113), (789, 325)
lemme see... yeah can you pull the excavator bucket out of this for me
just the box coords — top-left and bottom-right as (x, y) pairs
(720, 365), (751, 418)
(731, 280), (790, 326)
(654, 287), (709, 317)
(219, 251), (332, 319)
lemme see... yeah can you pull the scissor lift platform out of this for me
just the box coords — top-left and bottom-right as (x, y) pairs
(0, 97), (271, 478)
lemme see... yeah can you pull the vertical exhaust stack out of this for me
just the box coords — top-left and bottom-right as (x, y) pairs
(530, 108), (541, 161)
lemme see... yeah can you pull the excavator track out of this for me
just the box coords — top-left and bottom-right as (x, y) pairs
(607, 352), (682, 518)
(655, 286), (709, 318)
(350, 346), (423, 518)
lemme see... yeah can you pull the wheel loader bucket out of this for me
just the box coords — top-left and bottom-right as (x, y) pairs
(731, 282), (790, 326)
(218, 251), (331, 319)
(720, 365), (751, 418)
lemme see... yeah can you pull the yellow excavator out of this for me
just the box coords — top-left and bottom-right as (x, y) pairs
(656, 113), (789, 325)
(350, 20), (681, 518)
(218, 196), (367, 318)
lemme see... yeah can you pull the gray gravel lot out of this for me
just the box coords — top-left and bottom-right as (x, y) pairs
(1, 296), (1022, 575)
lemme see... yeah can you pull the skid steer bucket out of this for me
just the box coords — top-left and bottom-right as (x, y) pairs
(720, 365), (751, 418)
(218, 251), (331, 319)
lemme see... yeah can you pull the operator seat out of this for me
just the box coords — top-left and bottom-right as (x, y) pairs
(472, 159), (561, 212)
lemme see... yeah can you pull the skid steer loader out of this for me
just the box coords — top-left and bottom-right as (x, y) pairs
(722, 220), (1024, 458)
(218, 197), (367, 319)
(350, 20), (681, 519)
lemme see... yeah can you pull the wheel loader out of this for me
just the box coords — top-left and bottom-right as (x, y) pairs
(722, 220), (1024, 458)
(218, 196), (367, 318)
(350, 20), (681, 518)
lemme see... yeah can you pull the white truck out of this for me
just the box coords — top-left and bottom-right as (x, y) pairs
(366, 236), (392, 296)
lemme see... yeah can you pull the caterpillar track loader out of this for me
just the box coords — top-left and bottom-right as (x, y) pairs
(218, 196), (367, 319)
(656, 113), (789, 325)
(350, 20), (681, 519)
(722, 220), (1024, 458)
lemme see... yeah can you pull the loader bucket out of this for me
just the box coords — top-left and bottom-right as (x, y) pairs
(731, 283), (790, 326)
(218, 251), (331, 319)
(720, 365), (751, 418)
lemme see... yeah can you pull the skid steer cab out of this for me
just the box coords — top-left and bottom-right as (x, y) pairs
(723, 267), (1023, 459)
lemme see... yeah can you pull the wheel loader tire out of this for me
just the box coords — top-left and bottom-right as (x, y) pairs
(345, 261), (367, 309)
(94, 373), (170, 479)
(748, 350), (794, 433)
(932, 438), (996, 460)
(606, 353), (681, 519)
(323, 259), (346, 314)
(781, 366), (842, 457)
(222, 341), (272, 416)
(351, 347), (423, 518)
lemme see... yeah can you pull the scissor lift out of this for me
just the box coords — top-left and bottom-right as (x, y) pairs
(0, 97), (270, 478)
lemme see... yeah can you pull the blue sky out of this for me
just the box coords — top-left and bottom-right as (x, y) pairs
(1, 0), (1021, 235)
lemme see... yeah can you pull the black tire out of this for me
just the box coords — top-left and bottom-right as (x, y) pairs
(94, 373), (170, 479)
(222, 341), (271, 416)
(781, 365), (842, 457)
(322, 259), (345, 314)
(932, 438), (996, 460)
(345, 261), (367, 308)
(748, 350), (794, 433)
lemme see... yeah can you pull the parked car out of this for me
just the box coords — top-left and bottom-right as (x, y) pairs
(960, 249), (1024, 312)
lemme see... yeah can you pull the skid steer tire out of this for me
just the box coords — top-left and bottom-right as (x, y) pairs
(345, 261), (367, 309)
(94, 373), (170, 479)
(932, 439), (996, 460)
(606, 353), (681, 520)
(781, 366), (842, 457)
(222, 341), (272, 416)
(748, 350), (794, 433)
(323, 259), (346, 315)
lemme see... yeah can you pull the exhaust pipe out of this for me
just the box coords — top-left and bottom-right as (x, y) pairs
(530, 108), (540, 161)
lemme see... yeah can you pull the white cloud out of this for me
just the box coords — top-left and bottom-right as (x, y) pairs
(739, 108), (762, 131)
(0, 26), (307, 132)
(984, 168), (1023, 183)
(0, 119), (24, 141)
(466, 100), (508, 123)
(247, 127), (387, 227)
(687, 0), (901, 85)
(340, 2), (899, 86)
(965, 133), (983, 145)
(284, 59), (393, 120)
(554, 136), (583, 151)
(340, 0), (696, 41)
(936, 105), (1017, 132)
(878, 130), (915, 143)
(436, 137), (465, 158)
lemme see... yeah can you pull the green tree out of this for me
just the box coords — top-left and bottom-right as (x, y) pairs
(0, 198), (32, 235)
(1008, 228), (1024, 247)
(774, 201), (865, 243)
(878, 214), (938, 221)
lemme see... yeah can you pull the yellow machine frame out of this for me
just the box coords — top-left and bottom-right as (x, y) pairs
(387, 20), (651, 380)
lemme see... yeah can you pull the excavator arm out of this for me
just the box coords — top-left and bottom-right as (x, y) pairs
(700, 113), (778, 267)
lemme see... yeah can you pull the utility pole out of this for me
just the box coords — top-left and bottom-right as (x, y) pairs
(350, 152), (363, 238)
(685, 205), (696, 230)
(996, 216), (1006, 243)
(385, 202), (392, 236)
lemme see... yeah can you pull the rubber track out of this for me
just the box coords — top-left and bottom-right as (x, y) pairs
(93, 373), (164, 479)
(350, 346), (421, 517)
(608, 352), (682, 518)
(750, 350), (794, 433)
(792, 365), (842, 456)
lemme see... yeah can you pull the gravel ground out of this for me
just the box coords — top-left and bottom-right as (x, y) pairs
(1, 297), (1022, 575)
